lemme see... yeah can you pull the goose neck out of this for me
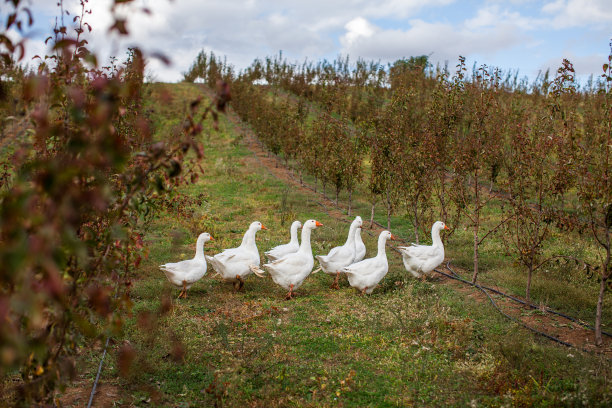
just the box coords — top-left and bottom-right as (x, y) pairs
(195, 236), (206, 260)
(290, 223), (300, 245)
(377, 235), (389, 259)
(240, 228), (257, 249)
(431, 226), (443, 247)
(298, 227), (313, 254)
(355, 229), (363, 245)
(344, 223), (358, 247)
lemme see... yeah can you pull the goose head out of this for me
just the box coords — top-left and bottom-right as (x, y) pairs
(433, 221), (450, 232)
(303, 219), (323, 230)
(198, 232), (214, 242)
(381, 230), (395, 241)
(353, 216), (363, 228)
(250, 221), (268, 231)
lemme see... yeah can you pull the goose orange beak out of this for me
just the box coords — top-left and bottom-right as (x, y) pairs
(390, 234), (397, 240)
(209, 236), (214, 241)
(315, 221), (323, 227)
(261, 224), (268, 230)
(444, 225), (450, 231)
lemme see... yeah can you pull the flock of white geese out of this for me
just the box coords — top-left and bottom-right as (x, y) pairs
(159, 217), (449, 300)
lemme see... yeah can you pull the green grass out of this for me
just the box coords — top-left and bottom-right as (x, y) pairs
(65, 83), (612, 407)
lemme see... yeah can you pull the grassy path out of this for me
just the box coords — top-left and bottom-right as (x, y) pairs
(67, 83), (611, 408)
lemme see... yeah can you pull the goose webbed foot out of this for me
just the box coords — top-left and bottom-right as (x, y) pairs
(178, 282), (188, 299)
(330, 272), (341, 290)
(233, 275), (245, 291)
(285, 284), (295, 300)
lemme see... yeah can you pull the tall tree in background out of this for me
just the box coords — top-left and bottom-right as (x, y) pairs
(573, 51), (612, 346)
(450, 60), (508, 284)
(501, 102), (567, 301)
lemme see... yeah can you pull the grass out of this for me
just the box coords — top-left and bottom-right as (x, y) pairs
(64, 83), (612, 407)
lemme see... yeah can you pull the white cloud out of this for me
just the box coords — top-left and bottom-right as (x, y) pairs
(465, 5), (537, 30)
(13, 0), (463, 80)
(341, 17), (377, 48)
(542, 0), (612, 27)
(358, 0), (456, 19)
(340, 18), (526, 66)
(8, 0), (610, 82)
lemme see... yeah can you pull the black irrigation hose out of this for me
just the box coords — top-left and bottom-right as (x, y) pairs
(281, 142), (612, 342)
(443, 263), (612, 339)
(437, 262), (612, 359)
(87, 336), (111, 408)
(434, 265), (578, 349)
(232, 104), (611, 353)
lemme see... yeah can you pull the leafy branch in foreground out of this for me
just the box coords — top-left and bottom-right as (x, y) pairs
(0, 0), (223, 403)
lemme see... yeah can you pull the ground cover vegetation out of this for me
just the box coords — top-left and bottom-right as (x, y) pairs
(59, 81), (612, 407)
(1, 0), (611, 405)
(184, 45), (612, 348)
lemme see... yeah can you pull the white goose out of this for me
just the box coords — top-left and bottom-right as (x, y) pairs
(343, 230), (395, 294)
(315, 216), (363, 289)
(265, 220), (302, 261)
(354, 226), (366, 262)
(159, 232), (213, 298)
(205, 221), (267, 290)
(398, 221), (449, 279)
(252, 219), (322, 299)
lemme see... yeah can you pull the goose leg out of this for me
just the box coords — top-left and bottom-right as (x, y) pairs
(361, 287), (367, 295)
(178, 281), (188, 299)
(285, 284), (295, 300)
(234, 275), (245, 291)
(330, 272), (340, 290)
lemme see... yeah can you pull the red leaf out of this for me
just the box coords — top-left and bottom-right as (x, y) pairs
(109, 19), (128, 35)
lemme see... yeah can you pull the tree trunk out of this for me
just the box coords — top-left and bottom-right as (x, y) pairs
(335, 186), (339, 206)
(439, 170), (448, 223)
(413, 201), (419, 244)
(595, 275), (607, 347)
(348, 188), (352, 217)
(471, 169), (480, 284)
(472, 226), (479, 284)
(370, 202), (375, 229)
(386, 187), (392, 231)
(526, 265), (533, 302)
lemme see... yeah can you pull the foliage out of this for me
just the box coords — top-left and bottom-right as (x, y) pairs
(0, 1), (223, 403)
(190, 44), (612, 347)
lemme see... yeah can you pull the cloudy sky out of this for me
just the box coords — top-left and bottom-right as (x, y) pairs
(9, 0), (612, 83)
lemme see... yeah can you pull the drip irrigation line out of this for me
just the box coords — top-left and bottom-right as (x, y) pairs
(444, 263), (612, 339)
(87, 336), (111, 408)
(437, 263), (612, 359)
(233, 102), (611, 353)
(434, 266), (578, 349)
